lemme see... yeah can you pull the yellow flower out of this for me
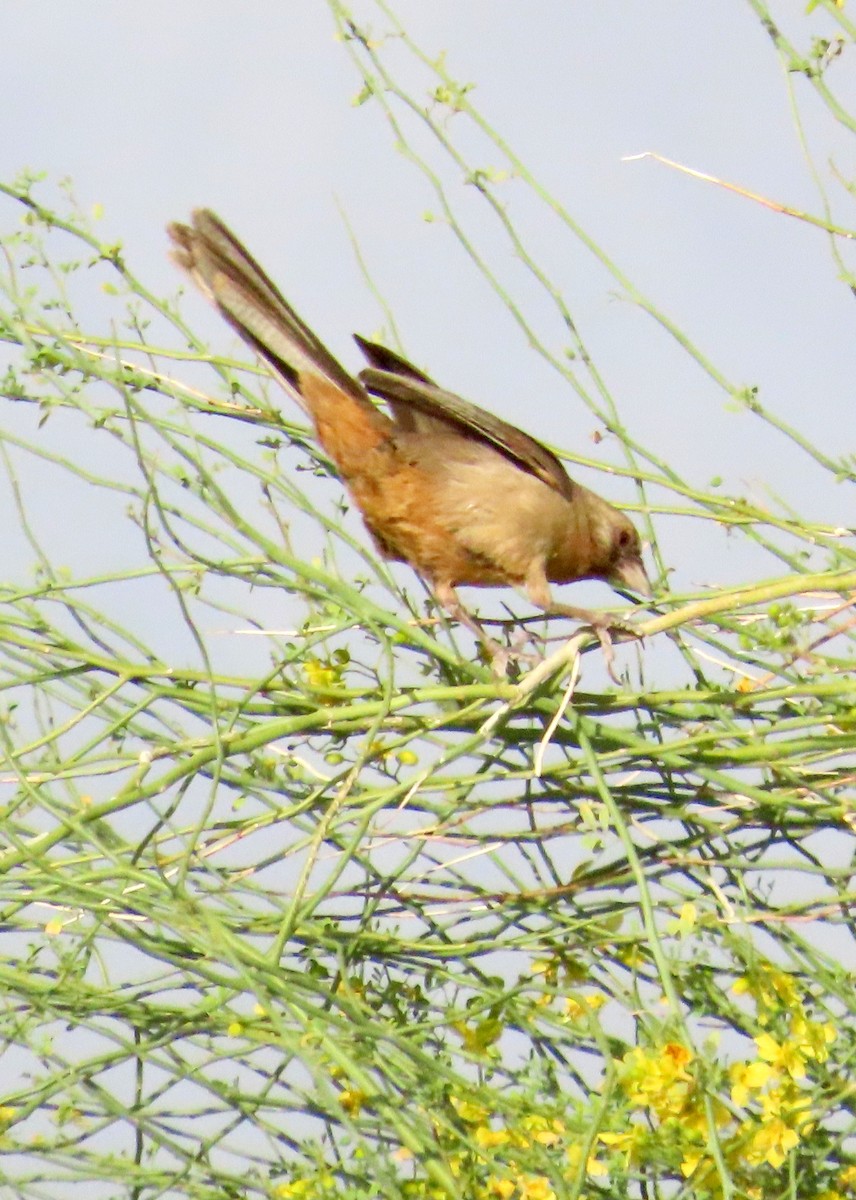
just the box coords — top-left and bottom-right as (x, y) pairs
(450, 1096), (489, 1125)
(680, 1147), (707, 1178)
(532, 1129), (561, 1147)
(680, 1097), (731, 1136)
(599, 1125), (647, 1168)
(518, 1177), (555, 1200)
(274, 1181), (322, 1198)
(274, 1183), (304, 1198)
(730, 1059), (774, 1107)
(474, 1127), (509, 1149)
(454, 1017), (503, 1054)
(486, 1179), (515, 1200)
(672, 902), (697, 936)
(737, 1084), (812, 1170)
(303, 657), (340, 690)
(567, 1143), (607, 1177)
(745, 1115), (799, 1169)
(565, 992), (606, 1021)
(755, 1033), (807, 1081)
(760, 1086), (813, 1132)
(733, 967), (800, 1013)
(663, 1042), (692, 1070)
(791, 1014), (836, 1063)
(520, 1115), (564, 1143)
(339, 1089), (366, 1115)
(618, 1043), (694, 1118)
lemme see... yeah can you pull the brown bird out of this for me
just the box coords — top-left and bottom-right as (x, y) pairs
(168, 210), (651, 668)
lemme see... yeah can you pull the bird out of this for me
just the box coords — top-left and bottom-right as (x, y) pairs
(167, 209), (651, 671)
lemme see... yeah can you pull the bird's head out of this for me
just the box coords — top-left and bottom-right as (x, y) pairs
(592, 505), (652, 598)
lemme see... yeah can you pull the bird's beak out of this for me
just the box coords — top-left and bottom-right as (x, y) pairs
(611, 556), (653, 598)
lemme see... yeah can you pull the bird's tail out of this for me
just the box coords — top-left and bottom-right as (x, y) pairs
(168, 211), (390, 465)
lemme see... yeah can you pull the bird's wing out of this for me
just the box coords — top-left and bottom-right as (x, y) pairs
(358, 366), (577, 502)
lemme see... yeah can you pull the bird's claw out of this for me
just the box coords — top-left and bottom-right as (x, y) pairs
(583, 615), (643, 684)
(481, 631), (541, 676)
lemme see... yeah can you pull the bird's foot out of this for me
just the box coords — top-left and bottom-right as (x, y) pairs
(542, 605), (643, 684)
(478, 629), (541, 677)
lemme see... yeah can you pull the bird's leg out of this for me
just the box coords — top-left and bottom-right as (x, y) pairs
(540, 602), (622, 681)
(543, 602), (648, 683)
(524, 569), (640, 683)
(433, 582), (536, 673)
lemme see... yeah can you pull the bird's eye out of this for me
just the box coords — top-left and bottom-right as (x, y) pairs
(617, 529), (632, 549)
